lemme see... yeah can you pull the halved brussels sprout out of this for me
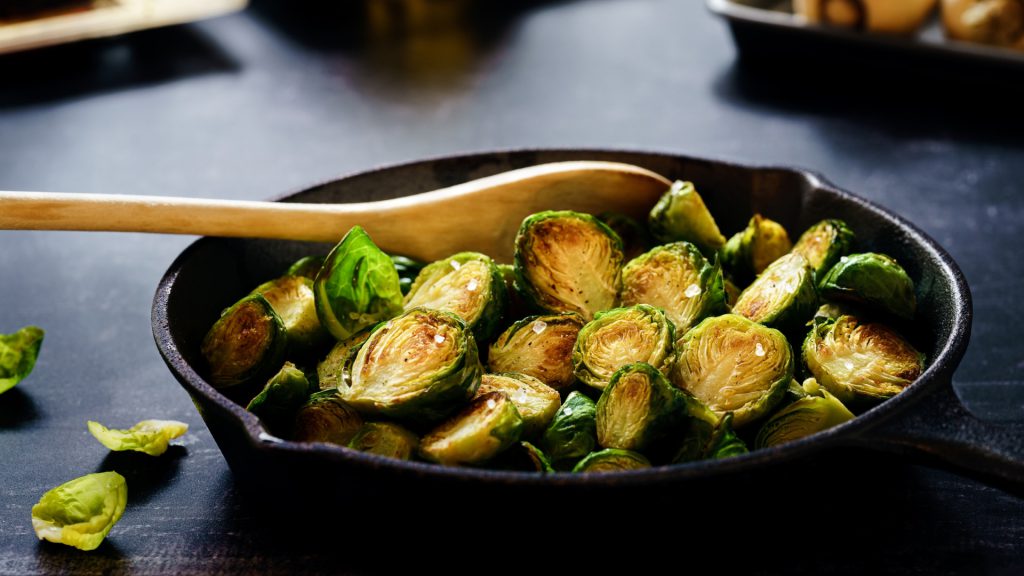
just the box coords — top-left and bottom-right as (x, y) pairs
(487, 313), (584, 391)
(732, 253), (817, 334)
(286, 255), (325, 280)
(596, 363), (686, 452)
(755, 387), (854, 448)
(391, 254), (426, 295)
(201, 294), (287, 389)
(292, 389), (364, 445)
(316, 328), (373, 391)
(598, 212), (653, 261)
(721, 214), (793, 282)
(818, 253), (917, 320)
(572, 449), (651, 473)
(341, 308), (481, 423)
(619, 242), (727, 335)
(31, 471), (127, 551)
(0, 325), (44, 395)
(404, 252), (507, 342)
(520, 441), (555, 473)
(252, 275), (328, 353)
(648, 180), (726, 254)
(419, 392), (524, 465)
(672, 314), (793, 427)
(671, 391), (722, 463)
(573, 304), (676, 391)
(476, 373), (561, 438)
(791, 219), (855, 277)
(247, 362), (312, 435)
(314, 226), (404, 341)
(514, 210), (623, 321)
(803, 315), (924, 406)
(540, 391), (597, 464)
(87, 419), (188, 456)
(348, 422), (419, 460)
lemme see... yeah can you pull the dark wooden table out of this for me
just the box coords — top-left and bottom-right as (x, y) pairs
(1, 1), (1022, 573)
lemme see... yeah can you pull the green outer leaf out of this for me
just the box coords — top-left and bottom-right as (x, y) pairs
(596, 362), (686, 452)
(520, 441), (555, 473)
(817, 252), (917, 320)
(790, 219), (855, 278)
(0, 325), (44, 395)
(403, 251), (507, 342)
(755, 390), (854, 449)
(572, 449), (651, 473)
(540, 391), (597, 464)
(314, 226), (404, 341)
(246, 362), (312, 434)
(704, 413), (749, 459)
(648, 180), (726, 253)
(572, 304), (676, 391)
(201, 294), (287, 389)
(31, 471), (127, 551)
(87, 420), (188, 456)
(348, 422), (419, 460)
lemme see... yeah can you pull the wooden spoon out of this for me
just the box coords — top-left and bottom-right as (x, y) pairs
(0, 161), (671, 262)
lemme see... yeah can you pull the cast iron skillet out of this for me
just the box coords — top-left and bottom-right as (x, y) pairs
(151, 149), (1022, 508)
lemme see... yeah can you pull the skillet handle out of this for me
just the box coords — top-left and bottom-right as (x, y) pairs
(847, 379), (1024, 490)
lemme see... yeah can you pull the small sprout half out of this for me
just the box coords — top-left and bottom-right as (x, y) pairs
(488, 313), (584, 391)
(732, 253), (818, 334)
(648, 180), (726, 253)
(247, 362), (313, 434)
(314, 226), (404, 341)
(341, 308), (482, 423)
(87, 420), (188, 456)
(803, 315), (925, 407)
(252, 275), (328, 353)
(0, 325), (44, 395)
(286, 255), (325, 280)
(476, 373), (561, 438)
(572, 449), (651, 473)
(420, 392), (524, 466)
(404, 252), (507, 342)
(619, 242), (727, 335)
(721, 214), (793, 282)
(292, 389), (364, 446)
(790, 219), (855, 277)
(514, 210), (624, 321)
(348, 422), (419, 460)
(573, 304), (676, 391)
(201, 293), (287, 389)
(755, 388), (854, 449)
(316, 328), (373, 391)
(673, 314), (793, 427)
(818, 253), (917, 320)
(540, 391), (598, 464)
(31, 472), (127, 551)
(596, 363), (686, 453)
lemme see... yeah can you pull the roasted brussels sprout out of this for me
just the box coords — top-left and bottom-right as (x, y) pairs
(201, 294), (287, 389)
(87, 419), (188, 456)
(286, 255), (324, 280)
(316, 328), (372, 391)
(943, 0), (1024, 49)
(732, 253), (818, 334)
(341, 308), (481, 423)
(648, 180), (726, 254)
(803, 315), (925, 406)
(391, 254), (426, 295)
(598, 211), (653, 260)
(818, 253), (917, 320)
(673, 314), (793, 427)
(252, 275), (328, 353)
(796, 0), (938, 34)
(292, 389), (364, 445)
(514, 210), (624, 321)
(0, 325), (44, 395)
(721, 214), (793, 283)
(596, 363), (686, 452)
(419, 392), (524, 465)
(703, 413), (749, 459)
(520, 441), (555, 473)
(540, 391), (597, 464)
(671, 392), (722, 463)
(487, 313), (584, 391)
(247, 362), (313, 434)
(476, 373), (561, 438)
(348, 422), (419, 460)
(573, 304), (676, 391)
(756, 387), (854, 448)
(791, 219), (855, 277)
(572, 449), (651, 473)
(314, 226), (404, 341)
(619, 242), (727, 335)
(404, 252), (507, 342)
(31, 472), (127, 551)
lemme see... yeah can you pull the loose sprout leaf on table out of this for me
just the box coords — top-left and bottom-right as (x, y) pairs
(88, 420), (189, 456)
(0, 325), (44, 395)
(31, 471), (127, 551)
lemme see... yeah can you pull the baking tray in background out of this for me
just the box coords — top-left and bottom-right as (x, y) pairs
(707, 0), (1024, 73)
(0, 0), (247, 55)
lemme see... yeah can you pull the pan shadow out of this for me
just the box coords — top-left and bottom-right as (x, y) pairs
(96, 445), (187, 505)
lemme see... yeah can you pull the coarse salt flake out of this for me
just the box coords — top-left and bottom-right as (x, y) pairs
(434, 334), (446, 344)
(684, 284), (701, 298)
(532, 320), (548, 334)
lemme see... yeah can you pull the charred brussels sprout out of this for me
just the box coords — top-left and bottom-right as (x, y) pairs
(420, 392), (524, 465)
(201, 294), (287, 389)
(487, 313), (584, 391)
(520, 441), (555, 473)
(348, 422), (419, 460)
(286, 255), (324, 280)
(598, 212), (653, 261)
(755, 387), (854, 448)
(721, 214), (793, 283)
(803, 315), (924, 407)
(404, 252), (507, 342)
(648, 180), (726, 254)
(791, 219), (855, 277)
(316, 328), (372, 391)
(476, 373), (561, 438)
(247, 362), (313, 434)
(572, 449), (651, 473)
(596, 363), (685, 452)
(341, 308), (481, 423)
(87, 420), (188, 456)
(818, 253), (917, 320)
(292, 389), (363, 445)
(673, 314), (792, 427)
(573, 304), (676, 391)
(540, 391), (597, 464)
(391, 254), (426, 295)
(252, 275), (328, 354)
(31, 472), (127, 551)
(0, 325), (44, 395)
(620, 242), (727, 335)
(314, 226), (404, 341)
(514, 210), (623, 321)
(732, 253), (817, 333)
